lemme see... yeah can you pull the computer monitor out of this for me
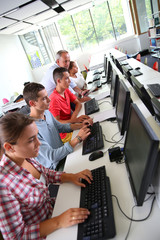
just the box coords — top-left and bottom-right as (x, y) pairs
(130, 75), (155, 116)
(110, 68), (120, 107)
(115, 59), (123, 74)
(116, 79), (131, 135)
(151, 97), (160, 122)
(106, 60), (112, 83)
(104, 54), (107, 77)
(122, 65), (133, 86)
(124, 103), (159, 206)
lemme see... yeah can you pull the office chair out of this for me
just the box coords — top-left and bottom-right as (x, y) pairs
(83, 64), (89, 72)
(144, 57), (148, 65)
(153, 61), (158, 71)
(2, 98), (9, 104)
(136, 53), (141, 62)
(81, 71), (87, 80)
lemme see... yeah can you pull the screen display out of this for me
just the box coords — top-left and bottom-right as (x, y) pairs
(124, 103), (159, 205)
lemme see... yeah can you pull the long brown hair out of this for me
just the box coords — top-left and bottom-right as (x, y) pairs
(0, 112), (34, 154)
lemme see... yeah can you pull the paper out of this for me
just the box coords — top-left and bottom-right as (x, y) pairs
(90, 91), (110, 101)
(93, 108), (116, 123)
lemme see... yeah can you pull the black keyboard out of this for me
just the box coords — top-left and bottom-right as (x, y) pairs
(84, 98), (99, 115)
(147, 83), (160, 97)
(93, 74), (100, 81)
(129, 69), (142, 77)
(77, 166), (116, 240)
(82, 122), (104, 155)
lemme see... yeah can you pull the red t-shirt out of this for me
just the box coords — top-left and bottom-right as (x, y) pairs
(49, 88), (77, 139)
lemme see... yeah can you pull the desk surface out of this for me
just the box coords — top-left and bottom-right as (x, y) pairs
(47, 54), (160, 240)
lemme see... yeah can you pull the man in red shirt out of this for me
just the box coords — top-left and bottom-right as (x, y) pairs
(49, 67), (90, 142)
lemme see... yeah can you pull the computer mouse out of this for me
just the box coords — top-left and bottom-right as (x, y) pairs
(135, 67), (140, 70)
(89, 151), (104, 161)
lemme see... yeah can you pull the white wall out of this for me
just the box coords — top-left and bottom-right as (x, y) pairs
(75, 34), (145, 71)
(0, 34), (35, 109)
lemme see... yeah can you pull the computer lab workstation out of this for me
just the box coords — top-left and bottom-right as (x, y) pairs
(47, 49), (160, 240)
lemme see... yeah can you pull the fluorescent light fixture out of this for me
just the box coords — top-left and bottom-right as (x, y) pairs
(26, 9), (57, 24)
(68, 2), (93, 15)
(0, 22), (31, 34)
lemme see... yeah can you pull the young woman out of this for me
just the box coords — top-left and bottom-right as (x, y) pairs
(0, 112), (92, 239)
(68, 61), (87, 90)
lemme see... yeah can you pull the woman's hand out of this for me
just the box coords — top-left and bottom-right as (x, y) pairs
(61, 169), (93, 187)
(71, 169), (93, 187)
(56, 208), (90, 228)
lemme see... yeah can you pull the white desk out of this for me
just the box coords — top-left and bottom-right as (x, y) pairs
(47, 71), (160, 239)
(126, 58), (160, 87)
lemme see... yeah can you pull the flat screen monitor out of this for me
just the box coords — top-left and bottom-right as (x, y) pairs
(106, 60), (112, 83)
(110, 68), (120, 107)
(130, 75), (155, 116)
(122, 65), (133, 86)
(104, 54), (107, 77)
(124, 103), (159, 206)
(116, 79), (131, 135)
(151, 97), (160, 122)
(115, 59), (123, 74)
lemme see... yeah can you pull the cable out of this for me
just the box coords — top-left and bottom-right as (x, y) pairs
(125, 204), (135, 240)
(112, 194), (156, 222)
(103, 133), (117, 144)
(98, 100), (112, 106)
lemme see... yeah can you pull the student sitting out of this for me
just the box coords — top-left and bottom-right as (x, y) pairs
(68, 61), (87, 90)
(0, 112), (92, 239)
(41, 50), (90, 102)
(23, 82), (92, 170)
(49, 67), (90, 143)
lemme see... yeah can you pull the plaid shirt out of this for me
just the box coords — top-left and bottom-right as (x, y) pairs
(0, 155), (63, 239)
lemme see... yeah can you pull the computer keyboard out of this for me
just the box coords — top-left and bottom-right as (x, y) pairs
(77, 165), (116, 240)
(82, 122), (104, 155)
(84, 98), (99, 115)
(147, 83), (160, 97)
(93, 74), (101, 81)
(129, 69), (142, 77)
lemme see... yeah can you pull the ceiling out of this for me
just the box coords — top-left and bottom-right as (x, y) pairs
(0, 0), (94, 35)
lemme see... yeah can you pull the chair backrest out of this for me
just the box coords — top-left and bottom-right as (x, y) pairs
(144, 57), (148, 65)
(136, 53), (141, 62)
(2, 98), (9, 104)
(153, 61), (158, 71)
(83, 64), (89, 72)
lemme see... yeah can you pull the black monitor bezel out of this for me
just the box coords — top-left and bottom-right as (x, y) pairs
(115, 59), (123, 74)
(151, 97), (160, 122)
(116, 79), (131, 135)
(104, 54), (107, 77)
(131, 75), (155, 116)
(110, 68), (120, 107)
(124, 103), (159, 206)
(106, 60), (112, 83)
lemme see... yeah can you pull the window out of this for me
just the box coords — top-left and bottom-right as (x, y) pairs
(20, 31), (51, 69)
(57, 14), (81, 56)
(21, 0), (133, 64)
(109, 0), (127, 39)
(90, 2), (115, 45)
